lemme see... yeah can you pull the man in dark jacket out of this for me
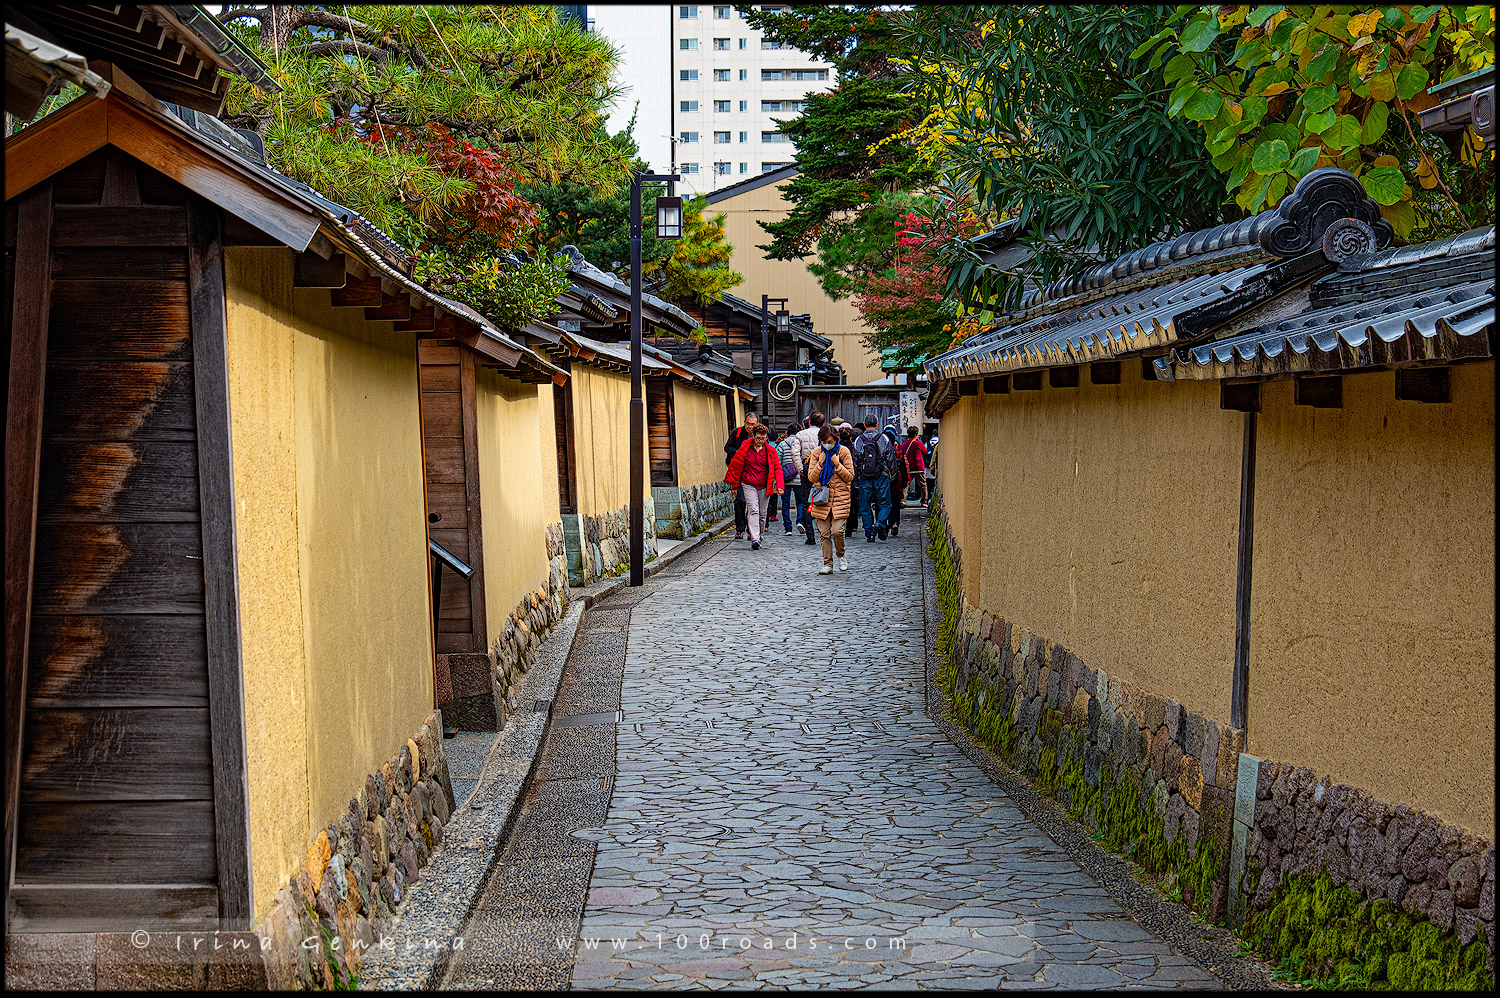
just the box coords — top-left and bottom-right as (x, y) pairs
(724, 412), (759, 539)
(852, 417), (895, 541)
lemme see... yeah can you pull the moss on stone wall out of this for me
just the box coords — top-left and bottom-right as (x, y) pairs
(1249, 872), (1492, 990)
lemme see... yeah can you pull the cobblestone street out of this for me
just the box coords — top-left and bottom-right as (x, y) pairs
(551, 517), (1221, 990)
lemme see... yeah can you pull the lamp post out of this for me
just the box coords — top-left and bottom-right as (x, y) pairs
(629, 170), (682, 587)
(759, 295), (790, 421)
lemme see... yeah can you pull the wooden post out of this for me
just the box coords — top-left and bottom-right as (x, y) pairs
(1230, 410), (1257, 731)
(4, 180), (52, 934)
(185, 195), (252, 926)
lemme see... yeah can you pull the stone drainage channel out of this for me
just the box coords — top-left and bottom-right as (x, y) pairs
(435, 518), (1272, 990)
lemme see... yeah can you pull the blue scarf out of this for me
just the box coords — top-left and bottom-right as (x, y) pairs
(818, 442), (839, 487)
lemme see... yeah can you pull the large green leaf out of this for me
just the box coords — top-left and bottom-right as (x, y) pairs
(1164, 53), (1198, 84)
(1304, 106), (1337, 133)
(1182, 88), (1225, 120)
(1305, 43), (1340, 80)
(1179, 15), (1222, 52)
(1287, 144), (1321, 178)
(1396, 62), (1430, 99)
(1248, 5), (1284, 27)
(1301, 83), (1339, 113)
(1360, 165), (1405, 204)
(1361, 102), (1390, 143)
(1322, 113), (1363, 149)
(1251, 138), (1291, 173)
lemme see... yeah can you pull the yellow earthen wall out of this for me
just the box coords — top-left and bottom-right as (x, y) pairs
(569, 364), (651, 516)
(969, 368), (1244, 721)
(1247, 365), (1495, 839)
(674, 386), (729, 488)
(935, 394), (984, 595)
(225, 247), (435, 918)
(710, 176), (883, 385)
(475, 369), (559, 647)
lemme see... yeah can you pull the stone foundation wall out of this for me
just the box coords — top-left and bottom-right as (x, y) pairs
(1242, 759), (1494, 961)
(933, 492), (1242, 919)
(561, 501), (657, 587)
(653, 482), (733, 539)
(490, 522), (570, 721)
(256, 710), (455, 989)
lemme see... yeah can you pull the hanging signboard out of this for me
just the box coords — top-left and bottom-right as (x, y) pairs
(898, 391), (925, 434)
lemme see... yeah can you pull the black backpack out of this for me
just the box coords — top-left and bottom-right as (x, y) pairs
(855, 434), (884, 479)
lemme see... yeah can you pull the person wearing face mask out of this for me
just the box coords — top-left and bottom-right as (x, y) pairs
(804, 424), (854, 575)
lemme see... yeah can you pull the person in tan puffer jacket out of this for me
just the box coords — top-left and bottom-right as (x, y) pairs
(804, 424), (854, 574)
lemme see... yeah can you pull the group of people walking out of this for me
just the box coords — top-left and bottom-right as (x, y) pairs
(723, 410), (934, 574)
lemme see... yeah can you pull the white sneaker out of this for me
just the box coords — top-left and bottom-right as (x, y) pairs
(818, 564), (834, 575)
(837, 556), (849, 572)
(796, 523), (806, 534)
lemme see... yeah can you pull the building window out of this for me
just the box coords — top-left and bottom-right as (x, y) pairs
(762, 131), (788, 142)
(762, 69), (828, 81)
(679, 38), (698, 50)
(713, 68), (730, 81)
(679, 131), (699, 143)
(680, 69), (698, 81)
(738, 38), (747, 49)
(713, 99), (731, 112)
(714, 5), (730, 18)
(739, 162), (749, 174)
(738, 131), (748, 142)
(761, 100), (808, 112)
(714, 130), (731, 143)
(761, 40), (788, 49)
(679, 5), (698, 18)
(715, 162), (732, 176)
(680, 100), (698, 112)
(739, 68), (748, 81)
(738, 100), (748, 111)
(713, 37), (730, 50)
(681, 162), (700, 174)
(761, 162), (791, 172)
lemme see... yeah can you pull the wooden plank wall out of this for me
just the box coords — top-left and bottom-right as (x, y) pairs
(646, 378), (678, 487)
(10, 150), (220, 930)
(417, 339), (486, 655)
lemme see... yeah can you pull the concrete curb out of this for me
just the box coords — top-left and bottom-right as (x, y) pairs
(357, 516), (732, 990)
(915, 519), (1284, 993)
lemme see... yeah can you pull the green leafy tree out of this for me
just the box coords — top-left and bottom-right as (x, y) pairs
(896, 5), (1235, 311)
(735, 4), (935, 300)
(216, 5), (628, 327)
(659, 197), (744, 306)
(1147, 5), (1494, 239)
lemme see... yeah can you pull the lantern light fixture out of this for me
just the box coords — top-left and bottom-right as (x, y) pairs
(656, 196), (683, 240)
(775, 308), (791, 334)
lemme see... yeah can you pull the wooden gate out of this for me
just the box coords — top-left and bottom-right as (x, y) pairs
(646, 378), (678, 487)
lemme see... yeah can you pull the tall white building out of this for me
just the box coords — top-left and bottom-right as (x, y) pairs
(583, 4), (837, 196)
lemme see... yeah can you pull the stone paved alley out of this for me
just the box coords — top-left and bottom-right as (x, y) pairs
(445, 517), (1223, 990)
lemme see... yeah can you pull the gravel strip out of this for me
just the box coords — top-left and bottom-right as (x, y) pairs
(917, 519), (1288, 993)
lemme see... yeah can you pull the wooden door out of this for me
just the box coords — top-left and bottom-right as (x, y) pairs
(6, 151), (249, 931)
(553, 365), (579, 514)
(646, 378), (678, 488)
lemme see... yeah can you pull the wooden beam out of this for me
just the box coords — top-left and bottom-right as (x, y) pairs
(4, 96), (109, 202)
(1089, 360), (1122, 385)
(1395, 367), (1450, 404)
(981, 375), (1009, 395)
(1048, 365), (1079, 388)
(1012, 371), (1043, 391)
(365, 293), (412, 322)
(4, 180), (52, 934)
(1221, 382), (1262, 413)
(1294, 375), (1342, 408)
(293, 250), (348, 288)
(185, 196), (252, 927)
(957, 380), (978, 397)
(394, 304), (437, 332)
(458, 353), (487, 654)
(330, 274), (383, 307)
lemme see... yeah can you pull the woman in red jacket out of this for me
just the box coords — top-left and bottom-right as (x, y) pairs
(725, 423), (784, 550)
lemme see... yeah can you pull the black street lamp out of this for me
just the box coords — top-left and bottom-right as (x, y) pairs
(760, 295), (790, 419)
(629, 170), (681, 587)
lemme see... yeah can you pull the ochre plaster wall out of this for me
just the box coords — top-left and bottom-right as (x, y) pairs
(1247, 364), (1496, 839)
(973, 369), (1243, 722)
(710, 176), (883, 385)
(570, 364), (650, 516)
(224, 247), (435, 917)
(223, 247), (310, 919)
(674, 386), (729, 488)
(936, 395), (984, 593)
(475, 368), (558, 647)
